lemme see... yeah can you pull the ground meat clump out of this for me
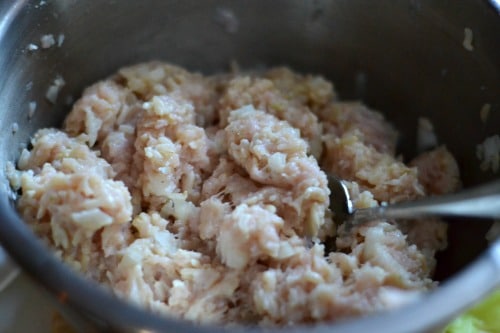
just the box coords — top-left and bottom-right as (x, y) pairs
(9, 62), (456, 326)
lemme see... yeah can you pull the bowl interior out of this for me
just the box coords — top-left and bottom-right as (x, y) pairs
(0, 0), (499, 331)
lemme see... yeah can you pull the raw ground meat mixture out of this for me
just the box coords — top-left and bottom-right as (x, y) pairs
(8, 62), (461, 326)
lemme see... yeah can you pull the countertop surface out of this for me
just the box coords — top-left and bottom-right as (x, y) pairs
(0, 253), (52, 333)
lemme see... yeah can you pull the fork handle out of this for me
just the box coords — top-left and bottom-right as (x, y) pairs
(352, 180), (500, 226)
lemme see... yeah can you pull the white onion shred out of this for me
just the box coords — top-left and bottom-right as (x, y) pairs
(40, 34), (56, 49)
(27, 43), (39, 51)
(214, 7), (239, 33)
(11, 123), (19, 134)
(45, 75), (66, 104)
(57, 34), (65, 47)
(417, 117), (438, 152)
(463, 27), (474, 51)
(480, 103), (491, 123)
(28, 101), (37, 119)
(477, 134), (500, 173)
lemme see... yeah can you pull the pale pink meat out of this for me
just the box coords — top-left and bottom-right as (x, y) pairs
(9, 62), (459, 327)
(118, 61), (221, 127)
(133, 95), (217, 208)
(225, 106), (330, 236)
(218, 76), (323, 158)
(410, 146), (461, 195)
(322, 133), (424, 203)
(63, 80), (143, 194)
(319, 102), (398, 155)
(64, 80), (142, 147)
(13, 130), (132, 281)
(264, 67), (336, 111)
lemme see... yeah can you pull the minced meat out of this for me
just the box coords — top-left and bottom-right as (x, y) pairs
(8, 62), (455, 326)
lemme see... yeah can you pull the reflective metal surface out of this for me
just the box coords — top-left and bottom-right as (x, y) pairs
(0, 1), (499, 332)
(328, 176), (500, 228)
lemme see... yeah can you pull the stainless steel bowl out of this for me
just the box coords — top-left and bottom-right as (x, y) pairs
(0, 1), (499, 332)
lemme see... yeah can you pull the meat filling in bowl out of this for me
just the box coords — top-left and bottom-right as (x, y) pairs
(7, 62), (461, 325)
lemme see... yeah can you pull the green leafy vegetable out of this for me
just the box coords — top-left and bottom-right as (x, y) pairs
(444, 290), (500, 333)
